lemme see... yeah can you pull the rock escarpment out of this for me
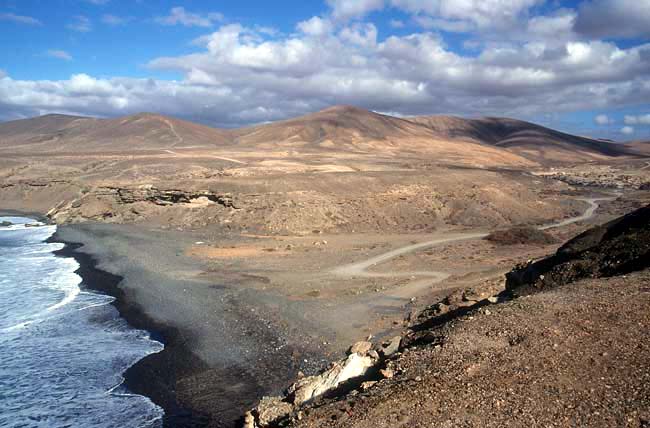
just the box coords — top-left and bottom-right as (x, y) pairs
(45, 185), (237, 223)
(506, 204), (650, 294)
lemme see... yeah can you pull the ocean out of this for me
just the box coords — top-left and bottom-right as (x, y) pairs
(0, 216), (164, 427)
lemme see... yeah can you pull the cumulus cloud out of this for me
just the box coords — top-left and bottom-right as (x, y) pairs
(327, 0), (384, 21)
(145, 23), (650, 124)
(0, 12), (41, 25)
(2, 2), (650, 132)
(575, 0), (650, 39)
(391, 0), (542, 32)
(621, 126), (634, 134)
(297, 16), (333, 37)
(155, 7), (223, 27)
(527, 10), (576, 39)
(594, 114), (613, 125)
(46, 50), (73, 61)
(624, 114), (650, 125)
(67, 16), (92, 32)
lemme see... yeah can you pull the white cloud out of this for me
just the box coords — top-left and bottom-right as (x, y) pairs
(624, 114), (650, 125)
(155, 7), (223, 27)
(527, 10), (576, 39)
(621, 126), (634, 135)
(575, 0), (650, 39)
(389, 19), (405, 28)
(102, 14), (130, 26)
(67, 16), (92, 32)
(2, 5), (650, 131)
(340, 22), (378, 48)
(0, 12), (41, 25)
(594, 114), (613, 125)
(143, 24), (650, 124)
(46, 50), (73, 61)
(327, 0), (384, 21)
(391, 0), (542, 31)
(297, 16), (333, 37)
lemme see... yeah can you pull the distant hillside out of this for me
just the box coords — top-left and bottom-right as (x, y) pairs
(0, 106), (635, 165)
(625, 140), (650, 155)
(0, 113), (231, 152)
(231, 105), (537, 166)
(409, 115), (630, 163)
(232, 105), (434, 148)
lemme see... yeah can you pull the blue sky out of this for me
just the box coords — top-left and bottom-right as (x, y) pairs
(1, 0), (649, 140)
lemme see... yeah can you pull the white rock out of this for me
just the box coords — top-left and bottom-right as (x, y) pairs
(291, 353), (375, 406)
(349, 341), (372, 356)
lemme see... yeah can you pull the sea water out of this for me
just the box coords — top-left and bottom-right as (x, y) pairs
(0, 217), (164, 428)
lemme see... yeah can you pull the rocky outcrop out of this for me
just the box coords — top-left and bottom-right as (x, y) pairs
(44, 185), (238, 224)
(289, 352), (376, 406)
(246, 337), (406, 427)
(506, 203), (650, 294)
(101, 186), (237, 208)
(484, 226), (556, 245)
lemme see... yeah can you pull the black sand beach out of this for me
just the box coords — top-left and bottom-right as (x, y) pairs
(50, 237), (208, 427)
(49, 222), (330, 428)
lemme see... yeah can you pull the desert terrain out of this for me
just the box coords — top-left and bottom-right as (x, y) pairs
(1, 106), (649, 427)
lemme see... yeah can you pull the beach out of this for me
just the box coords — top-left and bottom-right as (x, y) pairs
(51, 222), (333, 427)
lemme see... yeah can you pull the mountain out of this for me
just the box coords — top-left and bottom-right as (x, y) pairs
(231, 106), (630, 164)
(409, 115), (630, 163)
(231, 105), (539, 166)
(625, 140), (650, 155)
(232, 105), (434, 148)
(0, 113), (231, 153)
(0, 106), (634, 165)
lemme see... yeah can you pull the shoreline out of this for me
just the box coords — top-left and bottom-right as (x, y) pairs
(45, 221), (322, 428)
(48, 233), (212, 428)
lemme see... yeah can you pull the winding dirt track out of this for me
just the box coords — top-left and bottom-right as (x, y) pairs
(332, 196), (616, 296)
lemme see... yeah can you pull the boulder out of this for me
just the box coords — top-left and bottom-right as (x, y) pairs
(349, 341), (372, 356)
(360, 381), (377, 391)
(380, 368), (394, 379)
(243, 411), (256, 428)
(255, 396), (293, 426)
(290, 353), (376, 406)
(380, 336), (402, 357)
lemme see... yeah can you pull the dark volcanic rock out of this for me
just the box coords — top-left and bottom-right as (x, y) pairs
(484, 226), (556, 246)
(506, 204), (650, 294)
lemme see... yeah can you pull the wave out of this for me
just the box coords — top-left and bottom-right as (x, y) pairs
(0, 216), (165, 427)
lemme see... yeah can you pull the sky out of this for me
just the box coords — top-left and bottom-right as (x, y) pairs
(1, 0), (650, 140)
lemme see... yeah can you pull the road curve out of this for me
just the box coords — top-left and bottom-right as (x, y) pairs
(332, 196), (617, 292)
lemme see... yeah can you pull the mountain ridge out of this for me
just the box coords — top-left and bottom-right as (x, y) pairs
(0, 106), (635, 164)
